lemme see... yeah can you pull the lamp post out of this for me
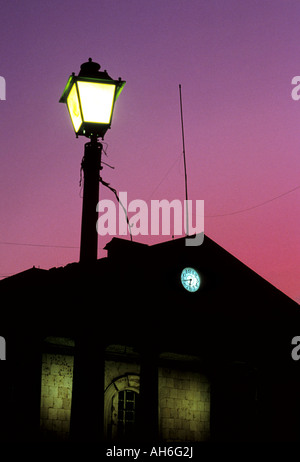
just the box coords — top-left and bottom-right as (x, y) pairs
(59, 58), (125, 263)
(59, 59), (125, 442)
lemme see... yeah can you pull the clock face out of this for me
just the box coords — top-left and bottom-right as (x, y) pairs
(181, 267), (200, 292)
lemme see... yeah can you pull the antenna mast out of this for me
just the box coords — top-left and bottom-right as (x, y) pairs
(179, 84), (189, 236)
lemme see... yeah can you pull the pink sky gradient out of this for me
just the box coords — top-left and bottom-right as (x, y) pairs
(0, 0), (299, 303)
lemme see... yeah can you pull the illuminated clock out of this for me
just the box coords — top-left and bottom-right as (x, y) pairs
(181, 267), (200, 292)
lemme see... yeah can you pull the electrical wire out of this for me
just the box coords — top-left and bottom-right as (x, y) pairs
(146, 148), (299, 218)
(206, 185), (300, 218)
(99, 177), (133, 242)
(0, 241), (79, 249)
(0, 185), (298, 249)
(146, 154), (182, 201)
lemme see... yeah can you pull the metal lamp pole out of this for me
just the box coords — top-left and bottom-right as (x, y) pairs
(79, 135), (102, 263)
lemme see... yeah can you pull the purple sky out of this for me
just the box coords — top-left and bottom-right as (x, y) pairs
(0, 0), (299, 303)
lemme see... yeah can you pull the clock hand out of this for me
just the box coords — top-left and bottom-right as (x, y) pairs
(182, 277), (193, 284)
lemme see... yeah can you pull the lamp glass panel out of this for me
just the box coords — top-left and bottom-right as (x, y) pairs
(77, 81), (116, 124)
(67, 83), (82, 133)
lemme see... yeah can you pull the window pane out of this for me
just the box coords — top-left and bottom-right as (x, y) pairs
(115, 390), (139, 440)
(126, 400), (134, 410)
(126, 391), (134, 401)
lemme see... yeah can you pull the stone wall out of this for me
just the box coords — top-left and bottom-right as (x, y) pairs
(39, 346), (210, 442)
(158, 367), (210, 442)
(105, 359), (140, 390)
(40, 353), (74, 441)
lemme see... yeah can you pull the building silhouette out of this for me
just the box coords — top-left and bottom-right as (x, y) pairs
(0, 233), (299, 442)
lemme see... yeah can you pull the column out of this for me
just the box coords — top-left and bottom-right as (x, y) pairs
(136, 348), (159, 442)
(70, 335), (105, 442)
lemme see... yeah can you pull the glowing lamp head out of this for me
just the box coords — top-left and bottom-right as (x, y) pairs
(59, 58), (125, 139)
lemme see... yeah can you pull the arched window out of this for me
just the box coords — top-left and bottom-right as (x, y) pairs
(104, 374), (140, 441)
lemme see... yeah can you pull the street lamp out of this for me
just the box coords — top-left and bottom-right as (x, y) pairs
(59, 58), (125, 139)
(59, 58), (125, 263)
